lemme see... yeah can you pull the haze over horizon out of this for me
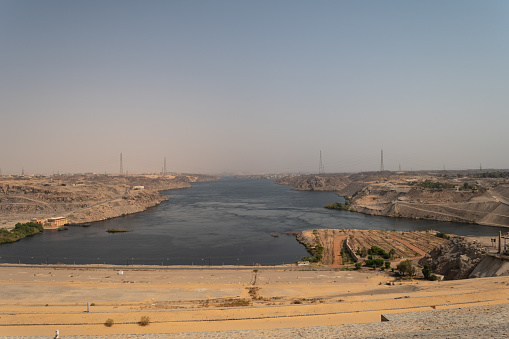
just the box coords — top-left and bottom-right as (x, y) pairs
(1, 1), (508, 175)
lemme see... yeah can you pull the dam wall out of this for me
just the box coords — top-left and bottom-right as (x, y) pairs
(469, 254), (509, 278)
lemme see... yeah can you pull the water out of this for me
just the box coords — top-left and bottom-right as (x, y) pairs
(0, 177), (506, 266)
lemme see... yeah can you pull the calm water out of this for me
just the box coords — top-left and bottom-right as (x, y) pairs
(0, 177), (506, 266)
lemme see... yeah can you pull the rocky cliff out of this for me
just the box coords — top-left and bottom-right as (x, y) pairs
(419, 237), (489, 280)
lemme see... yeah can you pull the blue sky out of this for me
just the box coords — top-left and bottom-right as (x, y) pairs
(1, 1), (508, 174)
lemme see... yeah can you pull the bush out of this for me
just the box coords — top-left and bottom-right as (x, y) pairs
(359, 247), (368, 257)
(422, 264), (432, 279)
(385, 261), (391, 269)
(436, 232), (450, 239)
(365, 258), (385, 268)
(104, 318), (114, 327)
(354, 262), (362, 270)
(324, 202), (350, 211)
(138, 316), (150, 326)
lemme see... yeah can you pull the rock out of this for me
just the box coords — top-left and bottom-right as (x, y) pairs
(419, 237), (488, 280)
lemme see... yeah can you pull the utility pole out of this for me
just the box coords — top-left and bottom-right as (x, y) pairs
(380, 150), (384, 172)
(164, 157), (167, 176)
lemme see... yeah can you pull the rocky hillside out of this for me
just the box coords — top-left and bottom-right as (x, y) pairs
(275, 174), (351, 191)
(276, 171), (509, 228)
(0, 174), (219, 229)
(419, 236), (489, 280)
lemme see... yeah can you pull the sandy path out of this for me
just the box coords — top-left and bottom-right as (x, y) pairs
(332, 236), (346, 267)
(0, 265), (508, 336)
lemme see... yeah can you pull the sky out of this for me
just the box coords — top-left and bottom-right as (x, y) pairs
(1, 0), (508, 175)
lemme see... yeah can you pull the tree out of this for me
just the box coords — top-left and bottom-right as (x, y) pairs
(397, 260), (415, 277)
(422, 264), (432, 279)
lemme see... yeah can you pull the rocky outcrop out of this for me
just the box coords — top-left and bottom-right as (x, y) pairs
(276, 174), (350, 191)
(419, 237), (488, 280)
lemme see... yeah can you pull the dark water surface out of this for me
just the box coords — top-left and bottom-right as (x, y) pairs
(0, 177), (506, 266)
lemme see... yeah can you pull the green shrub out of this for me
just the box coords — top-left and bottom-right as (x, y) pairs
(436, 232), (450, 239)
(422, 264), (432, 279)
(324, 202), (350, 211)
(354, 262), (362, 270)
(365, 258), (385, 268)
(104, 318), (114, 327)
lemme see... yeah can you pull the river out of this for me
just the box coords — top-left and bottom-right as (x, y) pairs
(0, 177), (506, 266)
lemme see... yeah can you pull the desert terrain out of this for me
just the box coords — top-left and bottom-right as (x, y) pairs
(276, 170), (509, 228)
(0, 174), (219, 230)
(0, 264), (508, 337)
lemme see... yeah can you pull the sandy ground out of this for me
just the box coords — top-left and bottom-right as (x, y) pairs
(0, 265), (508, 336)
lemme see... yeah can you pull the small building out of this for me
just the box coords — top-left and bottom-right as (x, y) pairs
(44, 217), (68, 229)
(31, 217), (68, 230)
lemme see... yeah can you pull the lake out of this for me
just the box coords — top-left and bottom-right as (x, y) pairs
(0, 177), (506, 266)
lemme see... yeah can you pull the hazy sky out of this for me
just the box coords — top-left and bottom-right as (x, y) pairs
(1, 1), (508, 175)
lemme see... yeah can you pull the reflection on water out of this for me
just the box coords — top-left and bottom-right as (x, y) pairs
(0, 177), (506, 265)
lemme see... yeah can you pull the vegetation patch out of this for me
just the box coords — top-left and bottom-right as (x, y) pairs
(107, 228), (131, 233)
(301, 231), (324, 263)
(397, 259), (416, 277)
(418, 179), (455, 190)
(324, 202), (350, 211)
(104, 318), (114, 327)
(0, 222), (43, 244)
(219, 298), (251, 307)
(436, 232), (450, 239)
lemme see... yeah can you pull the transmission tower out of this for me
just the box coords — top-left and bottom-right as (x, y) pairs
(380, 149), (384, 172)
(164, 157), (167, 176)
(319, 151), (325, 174)
(120, 153), (124, 176)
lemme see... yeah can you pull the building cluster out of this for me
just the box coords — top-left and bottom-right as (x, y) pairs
(30, 217), (68, 230)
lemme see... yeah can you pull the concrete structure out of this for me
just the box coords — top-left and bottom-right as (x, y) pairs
(30, 217), (68, 230)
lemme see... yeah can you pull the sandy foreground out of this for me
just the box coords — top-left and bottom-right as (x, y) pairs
(0, 264), (508, 336)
